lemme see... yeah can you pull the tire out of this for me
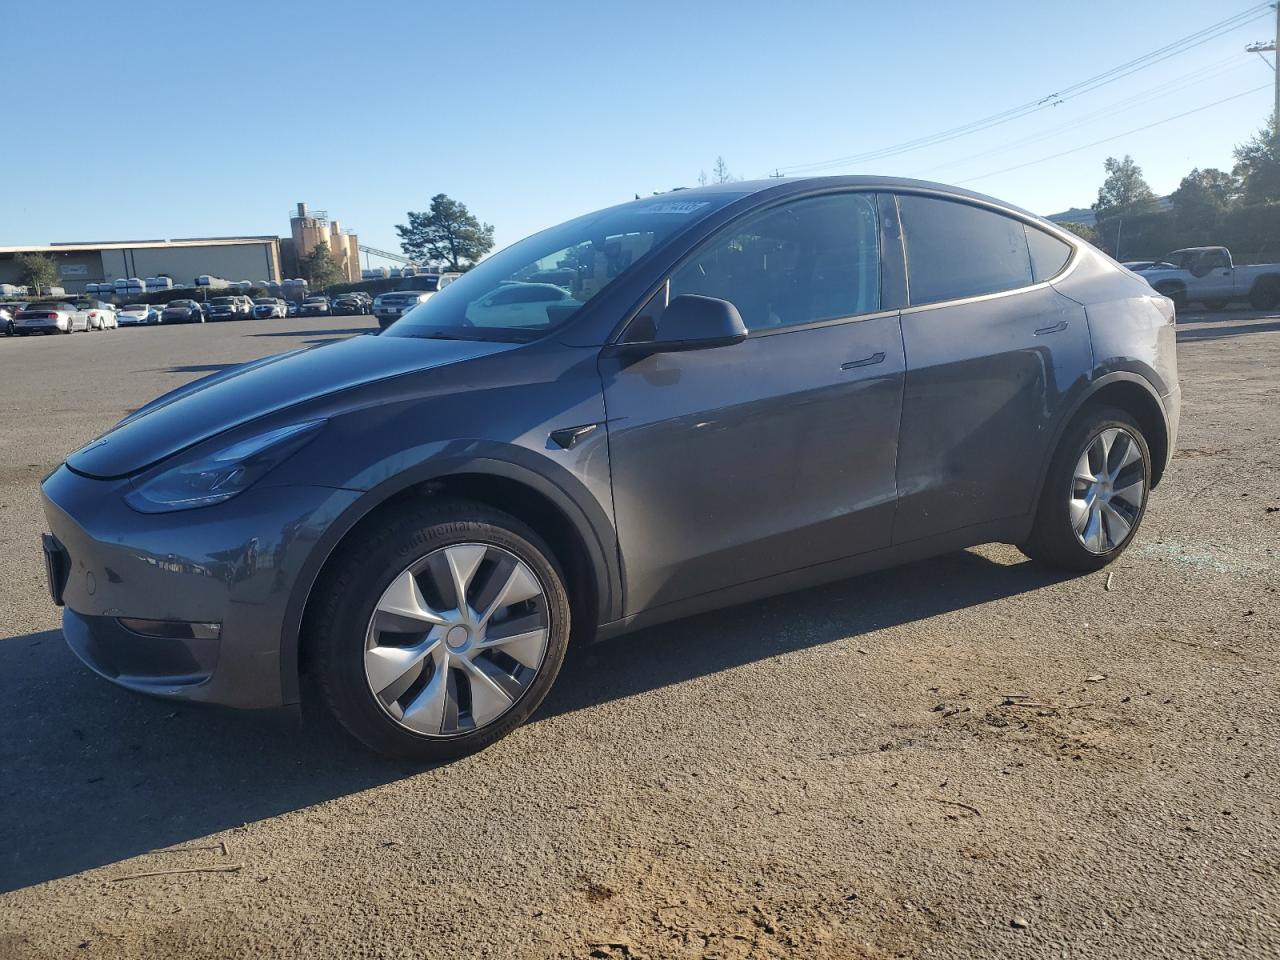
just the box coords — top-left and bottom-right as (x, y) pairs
(1020, 406), (1152, 572)
(62, 325), (73, 335)
(1202, 299), (1229, 312)
(1154, 283), (1186, 310)
(1249, 278), (1280, 311)
(306, 499), (571, 761)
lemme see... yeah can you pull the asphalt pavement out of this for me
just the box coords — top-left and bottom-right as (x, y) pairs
(0, 311), (1276, 959)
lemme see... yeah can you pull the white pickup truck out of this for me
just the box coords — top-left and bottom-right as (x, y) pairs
(1137, 246), (1280, 311)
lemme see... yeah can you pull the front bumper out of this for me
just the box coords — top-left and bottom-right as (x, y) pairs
(41, 465), (361, 708)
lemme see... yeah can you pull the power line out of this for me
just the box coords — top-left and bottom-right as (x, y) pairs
(955, 83), (1271, 184)
(773, 4), (1272, 175)
(910, 54), (1252, 177)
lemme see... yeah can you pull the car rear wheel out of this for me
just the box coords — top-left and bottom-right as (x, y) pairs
(1021, 406), (1151, 572)
(307, 499), (571, 761)
(1249, 278), (1280, 310)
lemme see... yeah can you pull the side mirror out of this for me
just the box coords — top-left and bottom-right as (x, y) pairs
(623, 294), (748, 355)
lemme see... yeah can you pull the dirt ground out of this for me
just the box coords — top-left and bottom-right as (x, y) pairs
(0, 310), (1276, 959)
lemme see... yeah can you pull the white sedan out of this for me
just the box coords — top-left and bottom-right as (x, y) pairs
(117, 304), (160, 326)
(84, 301), (118, 330)
(252, 297), (288, 319)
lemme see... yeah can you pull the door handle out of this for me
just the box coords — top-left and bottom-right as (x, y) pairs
(1034, 320), (1068, 336)
(841, 351), (885, 370)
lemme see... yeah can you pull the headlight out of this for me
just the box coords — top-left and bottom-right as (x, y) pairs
(124, 420), (325, 513)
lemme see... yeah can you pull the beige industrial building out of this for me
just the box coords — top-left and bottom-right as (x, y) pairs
(0, 201), (361, 294)
(0, 237), (284, 295)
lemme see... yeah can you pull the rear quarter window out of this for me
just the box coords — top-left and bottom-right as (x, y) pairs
(899, 194), (1033, 305)
(1026, 225), (1073, 282)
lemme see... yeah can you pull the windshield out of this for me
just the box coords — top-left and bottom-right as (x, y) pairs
(27, 303), (67, 311)
(253, 298), (273, 304)
(210, 297), (235, 305)
(124, 304), (147, 311)
(383, 195), (736, 342)
(169, 300), (194, 308)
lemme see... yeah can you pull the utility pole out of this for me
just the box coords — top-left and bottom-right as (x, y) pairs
(1245, 1), (1280, 121)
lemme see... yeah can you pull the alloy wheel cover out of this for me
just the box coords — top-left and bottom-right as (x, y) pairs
(363, 542), (550, 737)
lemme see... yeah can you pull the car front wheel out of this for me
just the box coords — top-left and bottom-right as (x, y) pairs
(306, 500), (571, 761)
(1021, 406), (1151, 571)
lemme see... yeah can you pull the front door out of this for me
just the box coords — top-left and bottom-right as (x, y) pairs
(1193, 249), (1235, 300)
(601, 192), (905, 615)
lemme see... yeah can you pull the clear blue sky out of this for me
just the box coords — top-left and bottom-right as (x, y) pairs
(2, 0), (1275, 259)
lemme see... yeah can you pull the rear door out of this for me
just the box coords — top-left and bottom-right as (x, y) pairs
(893, 193), (1092, 543)
(601, 192), (906, 614)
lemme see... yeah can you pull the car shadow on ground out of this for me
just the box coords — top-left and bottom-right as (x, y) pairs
(0, 549), (1069, 893)
(157, 362), (244, 375)
(249, 327), (375, 339)
(1175, 318), (1280, 342)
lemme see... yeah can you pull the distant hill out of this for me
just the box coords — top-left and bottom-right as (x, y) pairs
(1047, 207), (1096, 226)
(1046, 197), (1173, 227)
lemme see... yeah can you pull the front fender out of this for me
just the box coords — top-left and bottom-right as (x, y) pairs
(275, 442), (621, 705)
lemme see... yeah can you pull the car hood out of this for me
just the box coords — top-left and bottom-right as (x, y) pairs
(66, 334), (519, 479)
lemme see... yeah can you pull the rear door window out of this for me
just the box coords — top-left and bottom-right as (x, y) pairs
(899, 194), (1033, 305)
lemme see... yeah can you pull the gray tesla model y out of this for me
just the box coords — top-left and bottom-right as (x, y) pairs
(40, 177), (1179, 759)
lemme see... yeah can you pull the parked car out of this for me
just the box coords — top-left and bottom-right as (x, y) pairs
(15, 301), (86, 334)
(82, 301), (118, 331)
(1138, 246), (1280, 310)
(372, 290), (431, 328)
(285, 300), (300, 317)
(117, 304), (154, 326)
(1, 302), (26, 335)
(401, 272), (462, 293)
(252, 297), (287, 319)
(300, 295), (331, 316)
(117, 304), (163, 327)
(205, 296), (252, 321)
(38, 176), (1179, 761)
(329, 294), (368, 316)
(161, 299), (206, 324)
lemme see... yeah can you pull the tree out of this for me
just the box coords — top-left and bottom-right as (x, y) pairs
(1233, 113), (1280, 205)
(712, 155), (737, 184)
(1092, 155), (1157, 221)
(1171, 167), (1238, 230)
(16, 253), (58, 293)
(1058, 221), (1098, 245)
(396, 194), (494, 271)
(298, 241), (343, 290)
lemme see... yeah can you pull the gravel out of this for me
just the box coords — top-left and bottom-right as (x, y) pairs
(0, 311), (1276, 959)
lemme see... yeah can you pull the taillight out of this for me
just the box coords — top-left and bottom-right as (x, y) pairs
(45, 313), (58, 320)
